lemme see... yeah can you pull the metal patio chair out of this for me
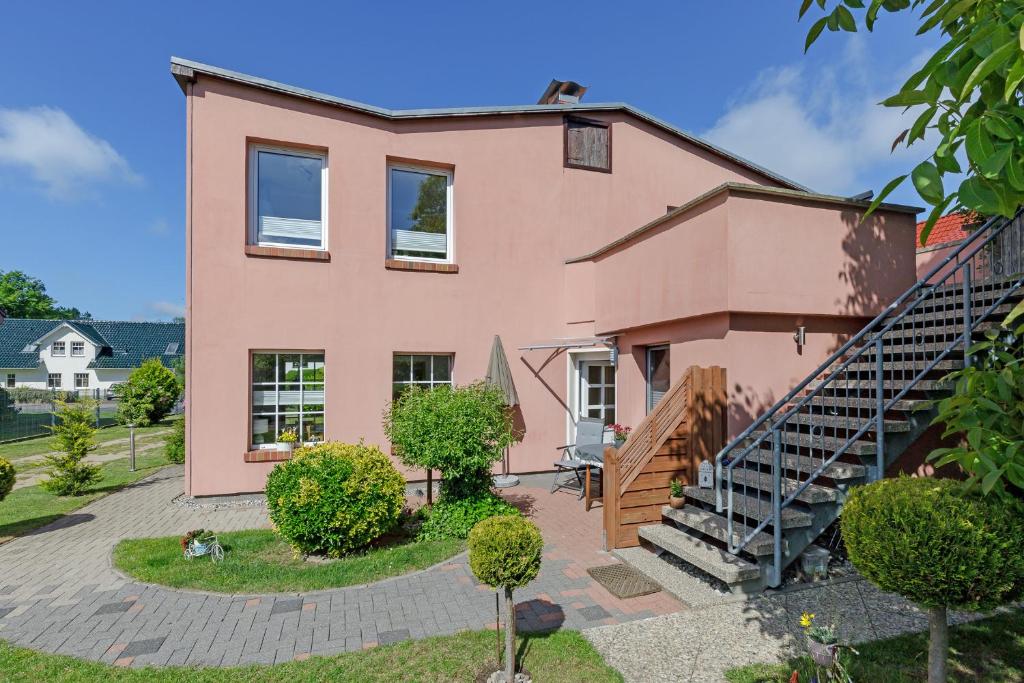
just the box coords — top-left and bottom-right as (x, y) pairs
(551, 417), (606, 500)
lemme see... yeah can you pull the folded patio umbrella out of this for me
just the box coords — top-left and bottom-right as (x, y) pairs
(485, 335), (520, 487)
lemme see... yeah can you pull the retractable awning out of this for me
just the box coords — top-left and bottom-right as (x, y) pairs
(518, 336), (614, 351)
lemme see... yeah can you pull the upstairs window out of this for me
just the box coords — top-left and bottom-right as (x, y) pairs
(388, 165), (453, 262)
(71, 341), (85, 357)
(564, 116), (611, 172)
(249, 145), (327, 250)
(52, 341), (66, 357)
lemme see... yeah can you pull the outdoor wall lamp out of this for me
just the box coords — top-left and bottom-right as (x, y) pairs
(794, 326), (806, 348)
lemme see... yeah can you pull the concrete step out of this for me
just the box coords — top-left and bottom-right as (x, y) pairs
(807, 378), (949, 393)
(746, 430), (877, 456)
(783, 412), (909, 433)
(727, 467), (840, 504)
(843, 358), (963, 374)
(741, 449), (867, 480)
(684, 486), (813, 529)
(798, 395), (926, 412)
(638, 524), (761, 587)
(662, 505), (780, 556)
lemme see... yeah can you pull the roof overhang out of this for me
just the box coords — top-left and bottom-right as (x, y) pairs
(169, 57), (806, 192)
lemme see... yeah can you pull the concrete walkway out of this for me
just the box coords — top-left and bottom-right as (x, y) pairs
(0, 467), (680, 668)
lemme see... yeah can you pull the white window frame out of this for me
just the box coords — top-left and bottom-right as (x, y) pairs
(47, 373), (62, 389)
(74, 372), (90, 389)
(5, 373), (14, 388)
(646, 344), (670, 414)
(392, 354), (453, 400)
(248, 144), (328, 251)
(71, 341), (85, 357)
(52, 341), (66, 357)
(250, 351), (326, 450)
(386, 164), (454, 264)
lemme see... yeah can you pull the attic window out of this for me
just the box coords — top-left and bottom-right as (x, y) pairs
(564, 116), (611, 173)
(165, 342), (180, 355)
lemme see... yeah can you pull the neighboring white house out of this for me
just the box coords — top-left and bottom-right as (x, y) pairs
(0, 319), (184, 394)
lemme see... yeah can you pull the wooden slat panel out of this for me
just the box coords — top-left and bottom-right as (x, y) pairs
(620, 507), (663, 525)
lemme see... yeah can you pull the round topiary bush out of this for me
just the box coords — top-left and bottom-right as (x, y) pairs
(842, 476), (1024, 681)
(265, 442), (405, 557)
(469, 514), (543, 682)
(0, 457), (15, 501)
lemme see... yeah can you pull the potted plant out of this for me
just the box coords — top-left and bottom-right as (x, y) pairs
(610, 423), (632, 447)
(669, 478), (686, 509)
(800, 612), (838, 666)
(276, 428), (298, 453)
(180, 528), (214, 553)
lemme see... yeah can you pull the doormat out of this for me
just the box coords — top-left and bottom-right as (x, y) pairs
(587, 563), (661, 599)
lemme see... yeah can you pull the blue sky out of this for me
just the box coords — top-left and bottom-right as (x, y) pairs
(0, 1), (938, 320)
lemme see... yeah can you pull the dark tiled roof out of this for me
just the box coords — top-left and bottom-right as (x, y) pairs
(0, 319), (184, 370)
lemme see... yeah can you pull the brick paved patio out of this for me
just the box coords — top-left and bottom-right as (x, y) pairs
(0, 467), (682, 667)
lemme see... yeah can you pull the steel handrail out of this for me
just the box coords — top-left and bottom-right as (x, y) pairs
(714, 208), (1024, 573)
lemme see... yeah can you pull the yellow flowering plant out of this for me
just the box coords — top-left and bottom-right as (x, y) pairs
(800, 612), (837, 645)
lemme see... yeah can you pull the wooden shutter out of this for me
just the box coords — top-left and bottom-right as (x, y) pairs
(565, 117), (611, 171)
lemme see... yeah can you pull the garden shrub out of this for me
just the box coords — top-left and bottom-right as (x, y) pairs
(416, 493), (520, 541)
(115, 358), (180, 426)
(265, 442), (405, 557)
(383, 382), (517, 501)
(41, 400), (101, 496)
(842, 476), (1024, 611)
(165, 418), (185, 464)
(468, 514), (543, 682)
(842, 476), (1024, 683)
(0, 457), (14, 501)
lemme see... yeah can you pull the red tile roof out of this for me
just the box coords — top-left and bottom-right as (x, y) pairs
(916, 212), (974, 249)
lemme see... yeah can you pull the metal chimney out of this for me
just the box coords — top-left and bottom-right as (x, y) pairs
(538, 79), (587, 105)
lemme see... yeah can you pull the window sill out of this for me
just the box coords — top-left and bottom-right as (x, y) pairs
(385, 259), (459, 274)
(244, 449), (293, 463)
(245, 245), (330, 262)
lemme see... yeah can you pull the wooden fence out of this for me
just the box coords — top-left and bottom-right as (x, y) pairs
(602, 365), (726, 549)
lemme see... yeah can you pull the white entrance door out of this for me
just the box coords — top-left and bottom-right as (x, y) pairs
(580, 360), (615, 427)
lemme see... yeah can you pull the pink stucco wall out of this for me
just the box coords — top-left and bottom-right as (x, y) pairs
(182, 73), (918, 496)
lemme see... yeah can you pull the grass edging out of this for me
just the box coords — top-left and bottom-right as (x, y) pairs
(0, 629), (624, 682)
(112, 528), (467, 595)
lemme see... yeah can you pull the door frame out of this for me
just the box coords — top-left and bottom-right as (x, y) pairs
(566, 348), (616, 445)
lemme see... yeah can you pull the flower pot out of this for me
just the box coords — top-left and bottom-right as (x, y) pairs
(806, 637), (837, 667)
(191, 541), (209, 555)
(276, 442), (294, 454)
(668, 495), (686, 509)
(614, 437), (626, 448)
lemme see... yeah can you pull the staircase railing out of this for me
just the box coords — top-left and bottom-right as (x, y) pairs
(715, 209), (1024, 586)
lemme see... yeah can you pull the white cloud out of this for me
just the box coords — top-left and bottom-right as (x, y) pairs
(148, 301), (185, 318)
(702, 38), (931, 196)
(0, 106), (139, 198)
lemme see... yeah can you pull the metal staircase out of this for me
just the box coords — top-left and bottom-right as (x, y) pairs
(634, 210), (1024, 594)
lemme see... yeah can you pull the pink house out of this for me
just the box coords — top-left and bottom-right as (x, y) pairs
(171, 58), (919, 497)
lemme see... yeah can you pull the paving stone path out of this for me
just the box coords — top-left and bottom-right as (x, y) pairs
(0, 467), (681, 668)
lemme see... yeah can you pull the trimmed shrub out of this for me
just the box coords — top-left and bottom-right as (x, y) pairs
(416, 493), (520, 541)
(165, 418), (185, 464)
(842, 476), (1024, 683)
(41, 400), (100, 496)
(842, 476), (1024, 611)
(468, 515), (543, 681)
(0, 457), (14, 501)
(383, 382), (517, 501)
(116, 358), (180, 426)
(265, 442), (405, 557)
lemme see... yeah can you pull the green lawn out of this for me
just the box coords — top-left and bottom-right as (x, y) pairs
(725, 608), (1024, 683)
(0, 449), (170, 541)
(0, 628), (621, 682)
(0, 419), (175, 467)
(113, 528), (465, 593)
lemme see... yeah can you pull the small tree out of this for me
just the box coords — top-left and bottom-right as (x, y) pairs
(842, 477), (1024, 683)
(0, 458), (15, 501)
(116, 358), (180, 426)
(383, 382), (518, 501)
(165, 417), (185, 464)
(42, 400), (101, 496)
(468, 515), (543, 683)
